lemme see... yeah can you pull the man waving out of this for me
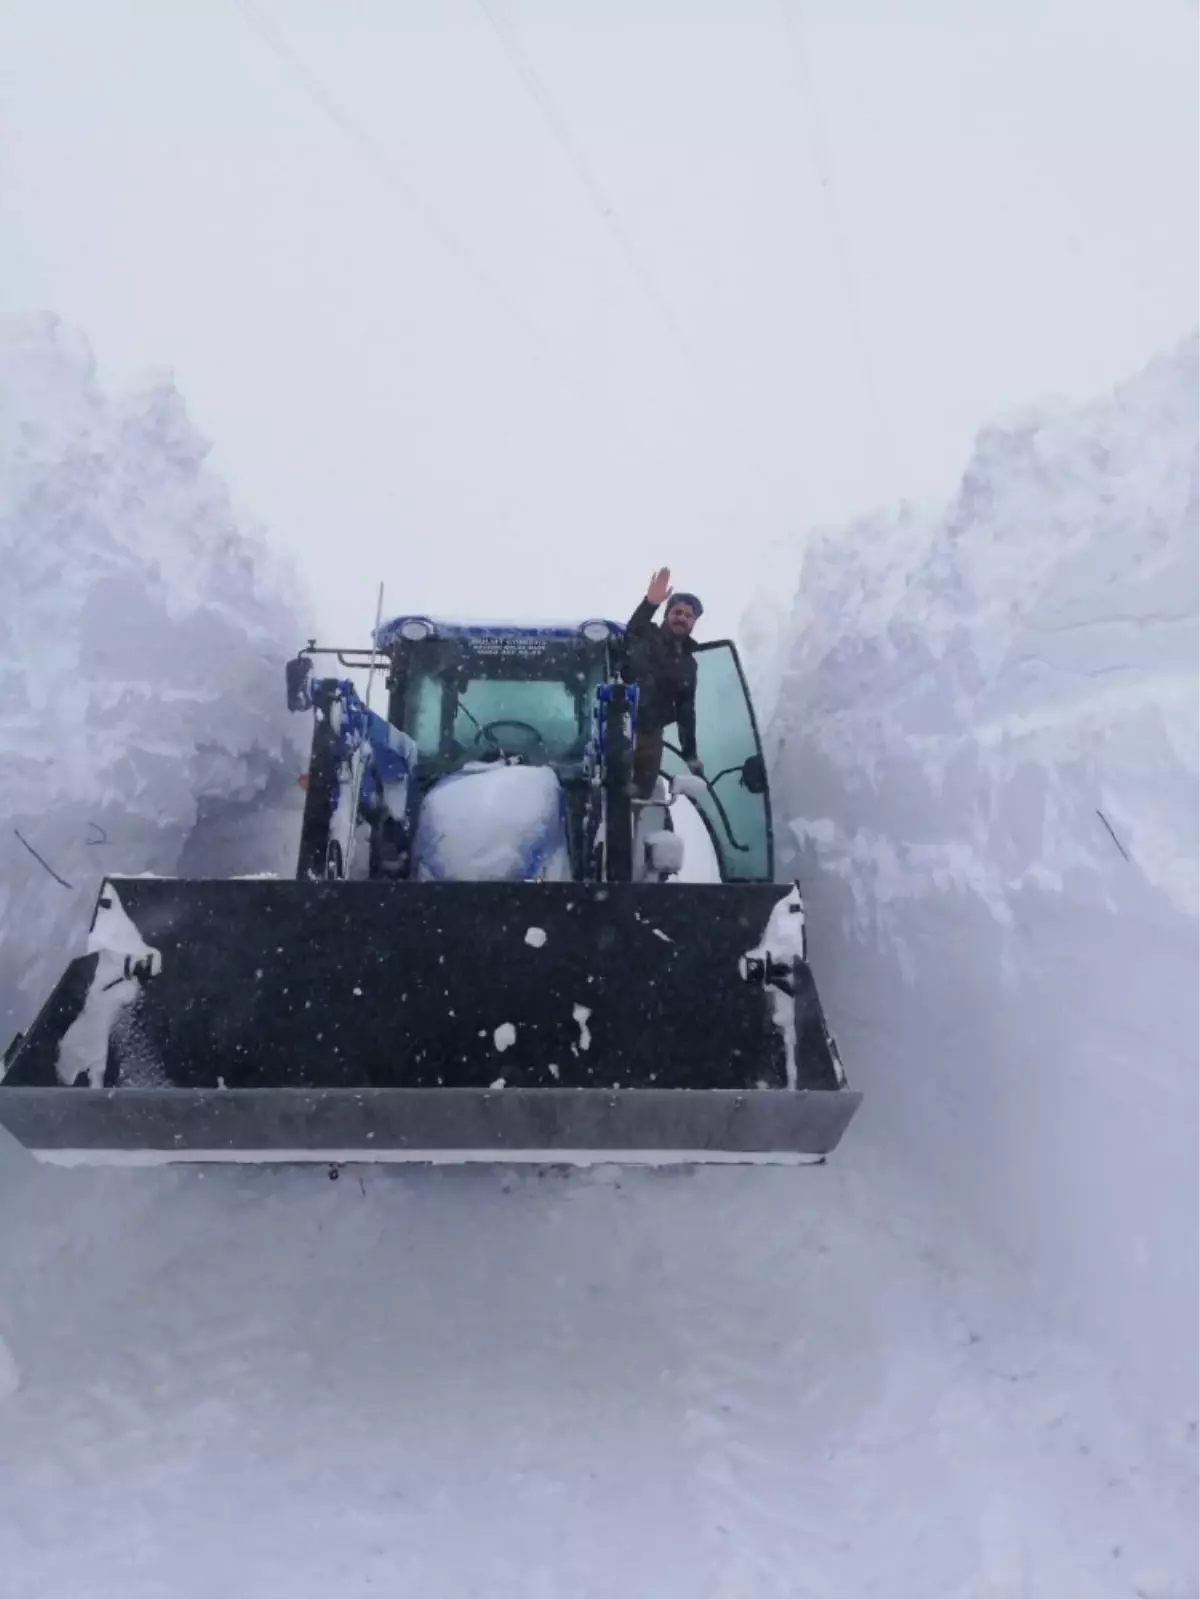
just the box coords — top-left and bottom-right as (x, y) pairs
(624, 566), (705, 799)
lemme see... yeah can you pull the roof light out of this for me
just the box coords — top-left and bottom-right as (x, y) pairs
(581, 619), (611, 642)
(399, 618), (433, 641)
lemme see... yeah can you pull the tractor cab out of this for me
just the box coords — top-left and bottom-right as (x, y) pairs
(286, 616), (774, 888)
(381, 618), (614, 779)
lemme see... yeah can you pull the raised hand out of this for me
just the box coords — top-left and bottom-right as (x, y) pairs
(645, 567), (672, 607)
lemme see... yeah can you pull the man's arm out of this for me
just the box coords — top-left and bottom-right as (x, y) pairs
(627, 565), (672, 638)
(626, 596), (659, 638)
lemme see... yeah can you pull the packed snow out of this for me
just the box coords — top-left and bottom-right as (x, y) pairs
(0, 314), (310, 1044)
(0, 335), (1195, 1597)
(572, 1002), (594, 1053)
(412, 761), (573, 882)
(0, 1148), (1194, 1599)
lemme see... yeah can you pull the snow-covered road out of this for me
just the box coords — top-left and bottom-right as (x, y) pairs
(0, 1136), (1192, 1599)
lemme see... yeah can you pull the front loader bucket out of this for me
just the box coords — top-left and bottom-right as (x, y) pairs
(1, 876), (860, 1164)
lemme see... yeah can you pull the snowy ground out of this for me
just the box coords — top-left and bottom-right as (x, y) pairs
(0, 1136), (1194, 1600)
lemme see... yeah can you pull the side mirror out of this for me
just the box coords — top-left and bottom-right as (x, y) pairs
(671, 773), (707, 802)
(740, 754), (767, 795)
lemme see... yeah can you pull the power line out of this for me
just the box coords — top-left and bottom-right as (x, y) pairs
(231, 0), (676, 478)
(776, 0), (890, 474)
(475, 0), (707, 383)
(474, 0), (786, 496)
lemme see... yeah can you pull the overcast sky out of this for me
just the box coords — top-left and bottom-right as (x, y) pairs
(1, 0), (1196, 643)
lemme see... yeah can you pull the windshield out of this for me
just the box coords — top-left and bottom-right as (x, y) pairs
(394, 636), (605, 769)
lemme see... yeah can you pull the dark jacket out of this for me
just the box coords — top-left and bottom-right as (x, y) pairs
(623, 598), (698, 761)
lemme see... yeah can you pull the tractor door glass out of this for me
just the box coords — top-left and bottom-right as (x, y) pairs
(658, 641), (773, 882)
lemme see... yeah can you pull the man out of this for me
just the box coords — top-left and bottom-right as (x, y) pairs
(624, 566), (705, 799)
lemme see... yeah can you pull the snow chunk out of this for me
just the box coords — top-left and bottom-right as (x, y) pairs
(88, 880), (162, 967)
(754, 882), (807, 965)
(493, 1023), (517, 1053)
(572, 1004), (592, 1051)
(524, 927), (548, 948)
(412, 764), (572, 883)
(50, 880), (163, 1088)
(740, 885), (812, 1090)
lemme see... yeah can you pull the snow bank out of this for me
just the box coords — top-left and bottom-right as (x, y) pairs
(0, 314), (310, 1042)
(760, 335), (1198, 1476)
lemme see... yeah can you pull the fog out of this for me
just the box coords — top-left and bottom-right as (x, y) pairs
(1, 0), (1195, 641)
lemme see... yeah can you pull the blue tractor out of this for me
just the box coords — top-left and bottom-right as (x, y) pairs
(0, 615), (860, 1164)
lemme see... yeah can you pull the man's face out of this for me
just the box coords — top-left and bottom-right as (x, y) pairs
(665, 601), (696, 638)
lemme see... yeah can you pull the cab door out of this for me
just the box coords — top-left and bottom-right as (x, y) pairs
(659, 640), (774, 883)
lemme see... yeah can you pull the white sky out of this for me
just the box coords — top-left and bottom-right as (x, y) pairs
(1, 0), (1196, 644)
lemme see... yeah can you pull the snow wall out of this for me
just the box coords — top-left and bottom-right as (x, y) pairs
(0, 314), (310, 1043)
(754, 334), (1198, 1472)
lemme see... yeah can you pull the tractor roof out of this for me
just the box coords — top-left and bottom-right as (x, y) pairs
(375, 615), (625, 650)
